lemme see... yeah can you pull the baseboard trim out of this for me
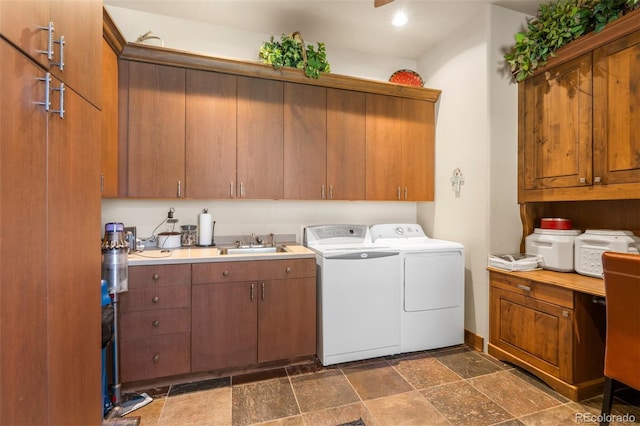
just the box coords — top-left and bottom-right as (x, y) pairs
(464, 329), (484, 352)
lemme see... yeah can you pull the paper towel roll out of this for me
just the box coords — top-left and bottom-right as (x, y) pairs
(198, 211), (213, 246)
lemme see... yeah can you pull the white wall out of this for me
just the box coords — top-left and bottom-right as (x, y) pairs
(416, 5), (527, 349)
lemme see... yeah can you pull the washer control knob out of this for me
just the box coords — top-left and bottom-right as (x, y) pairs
(395, 227), (404, 236)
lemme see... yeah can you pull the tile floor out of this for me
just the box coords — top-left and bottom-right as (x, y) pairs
(118, 346), (640, 426)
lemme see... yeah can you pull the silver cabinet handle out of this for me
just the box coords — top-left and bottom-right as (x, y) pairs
(250, 283), (255, 301)
(152, 354), (160, 363)
(177, 180), (182, 197)
(594, 176), (602, 183)
(579, 177), (586, 184)
(261, 282), (265, 300)
(285, 267), (292, 274)
(52, 35), (65, 71)
(240, 182), (245, 198)
(222, 270), (229, 277)
(230, 182), (234, 198)
(152, 320), (160, 328)
(51, 82), (64, 118)
(517, 284), (531, 292)
(152, 273), (160, 281)
(38, 22), (54, 60)
(404, 187), (408, 200)
(397, 186), (401, 200)
(321, 185), (325, 199)
(37, 73), (51, 111)
(329, 185), (333, 200)
(151, 296), (159, 304)
(100, 173), (104, 193)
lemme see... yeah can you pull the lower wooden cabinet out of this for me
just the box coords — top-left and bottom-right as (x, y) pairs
(118, 264), (191, 382)
(489, 270), (606, 401)
(191, 259), (316, 372)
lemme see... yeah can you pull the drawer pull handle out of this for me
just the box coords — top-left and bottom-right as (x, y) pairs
(285, 267), (292, 274)
(222, 270), (229, 277)
(251, 283), (255, 301)
(261, 282), (265, 300)
(152, 296), (160, 304)
(152, 273), (160, 281)
(152, 320), (160, 328)
(153, 354), (160, 363)
(517, 284), (531, 292)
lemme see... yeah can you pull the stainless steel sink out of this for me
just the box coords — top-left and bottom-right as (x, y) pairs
(219, 245), (288, 255)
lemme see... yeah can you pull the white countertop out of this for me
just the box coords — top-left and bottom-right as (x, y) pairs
(127, 244), (315, 266)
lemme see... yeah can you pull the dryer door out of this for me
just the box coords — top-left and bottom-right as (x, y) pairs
(404, 251), (464, 312)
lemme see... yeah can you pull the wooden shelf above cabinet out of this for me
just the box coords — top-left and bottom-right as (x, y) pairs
(114, 42), (441, 103)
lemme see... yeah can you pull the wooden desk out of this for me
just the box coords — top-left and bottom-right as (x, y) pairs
(488, 267), (606, 401)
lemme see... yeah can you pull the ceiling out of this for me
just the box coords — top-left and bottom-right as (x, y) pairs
(104, 0), (541, 59)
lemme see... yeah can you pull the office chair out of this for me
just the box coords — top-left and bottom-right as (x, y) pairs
(600, 251), (640, 426)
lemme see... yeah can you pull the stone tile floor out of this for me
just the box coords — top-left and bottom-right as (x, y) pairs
(117, 346), (640, 425)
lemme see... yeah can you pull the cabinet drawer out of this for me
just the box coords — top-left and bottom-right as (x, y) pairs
(259, 258), (316, 280)
(128, 264), (191, 288)
(192, 261), (261, 284)
(119, 332), (190, 382)
(119, 308), (190, 339)
(490, 271), (574, 309)
(119, 286), (190, 312)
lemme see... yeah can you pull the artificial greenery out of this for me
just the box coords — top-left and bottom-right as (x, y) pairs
(505, 0), (639, 82)
(259, 32), (331, 79)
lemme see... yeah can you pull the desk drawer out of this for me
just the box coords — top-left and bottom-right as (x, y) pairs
(119, 308), (190, 339)
(119, 286), (190, 312)
(128, 264), (191, 288)
(119, 332), (190, 382)
(490, 271), (574, 309)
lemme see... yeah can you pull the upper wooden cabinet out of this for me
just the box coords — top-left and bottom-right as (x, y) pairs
(284, 83), (327, 200)
(520, 54), (593, 193)
(237, 76), (284, 199)
(366, 94), (435, 201)
(593, 30), (640, 187)
(101, 38), (119, 198)
(125, 61), (186, 198)
(518, 12), (640, 202)
(185, 69), (237, 199)
(0, 0), (103, 108)
(326, 89), (366, 200)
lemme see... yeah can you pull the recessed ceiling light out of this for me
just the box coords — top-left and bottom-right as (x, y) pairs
(392, 10), (408, 27)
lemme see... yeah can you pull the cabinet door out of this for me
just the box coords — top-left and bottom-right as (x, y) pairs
(327, 89), (366, 200)
(0, 0), (50, 69)
(186, 70), (237, 198)
(284, 83), (327, 199)
(490, 286), (573, 382)
(366, 93), (402, 200)
(127, 62), (186, 198)
(402, 98), (435, 201)
(521, 54), (592, 190)
(258, 278), (316, 363)
(50, 0), (103, 108)
(101, 38), (119, 197)
(0, 40), (49, 425)
(237, 76), (283, 199)
(191, 282), (258, 371)
(47, 78), (102, 423)
(593, 30), (640, 186)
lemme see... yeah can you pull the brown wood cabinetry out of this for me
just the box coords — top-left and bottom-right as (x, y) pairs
(489, 270), (606, 401)
(102, 37), (119, 197)
(0, 0), (102, 108)
(518, 12), (640, 202)
(366, 94), (435, 201)
(237, 76), (284, 199)
(119, 264), (191, 383)
(593, 30), (640, 186)
(191, 259), (316, 372)
(284, 83), (327, 199)
(326, 89), (366, 200)
(186, 69), (237, 198)
(1, 23), (102, 424)
(125, 61), (186, 198)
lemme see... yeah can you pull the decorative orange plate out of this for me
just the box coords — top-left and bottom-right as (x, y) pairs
(389, 69), (424, 87)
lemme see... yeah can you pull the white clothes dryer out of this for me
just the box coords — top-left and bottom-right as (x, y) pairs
(370, 223), (465, 353)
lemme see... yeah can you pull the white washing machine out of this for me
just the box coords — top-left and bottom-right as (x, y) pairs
(370, 223), (465, 353)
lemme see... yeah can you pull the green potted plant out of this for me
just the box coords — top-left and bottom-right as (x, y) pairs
(259, 32), (331, 79)
(504, 0), (639, 82)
